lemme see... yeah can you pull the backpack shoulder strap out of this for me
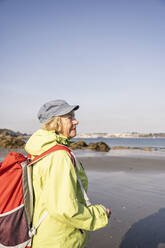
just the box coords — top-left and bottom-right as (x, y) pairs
(70, 151), (91, 207)
(28, 144), (76, 167)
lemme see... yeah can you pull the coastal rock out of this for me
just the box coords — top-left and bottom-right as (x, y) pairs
(77, 140), (88, 147)
(69, 140), (88, 149)
(87, 142), (110, 152)
(69, 141), (110, 152)
(142, 147), (153, 151)
(0, 135), (25, 149)
(86, 142), (97, 150)
(96, 142), (110, 152)
(112, 146), (129, 150)
(112, 146), (154, 152)
(76, 140), (88, 147)
(0, 128), (29, 137)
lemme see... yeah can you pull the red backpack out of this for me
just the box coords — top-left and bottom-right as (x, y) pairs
(0, 144), (75, 248)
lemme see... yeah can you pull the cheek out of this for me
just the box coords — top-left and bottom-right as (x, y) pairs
(62, 121), (72, 135)
(69, 124), (73, 132)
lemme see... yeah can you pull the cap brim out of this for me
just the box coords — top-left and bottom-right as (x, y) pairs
(56, 105), (79, 116)
(73, 105), (79, 111)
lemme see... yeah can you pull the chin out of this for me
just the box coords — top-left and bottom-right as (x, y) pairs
(69, 130), (76, 139)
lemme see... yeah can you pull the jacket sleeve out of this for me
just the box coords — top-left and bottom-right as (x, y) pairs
(44, 150), (109, 231)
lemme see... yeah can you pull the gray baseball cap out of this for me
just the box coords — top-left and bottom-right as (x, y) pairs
(38, 99), (79, 123)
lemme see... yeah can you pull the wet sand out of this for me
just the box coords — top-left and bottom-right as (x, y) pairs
(79, 156), (165, 248)
(1, 150), (165, 247)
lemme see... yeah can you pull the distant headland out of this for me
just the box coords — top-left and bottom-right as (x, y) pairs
(76, 132), (165, 138)
(0, 129), (30, 138)
(1, 129), (165, 139)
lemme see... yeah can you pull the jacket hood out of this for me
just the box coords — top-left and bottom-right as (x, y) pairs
(25, 129), (70, 156)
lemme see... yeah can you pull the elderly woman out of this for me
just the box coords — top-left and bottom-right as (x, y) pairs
(25, 99), (110, 248)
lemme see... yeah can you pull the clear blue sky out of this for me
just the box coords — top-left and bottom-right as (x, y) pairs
(0, 0), (165, 134)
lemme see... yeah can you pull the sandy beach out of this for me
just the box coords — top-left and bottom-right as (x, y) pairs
(78, 156), (165, 248)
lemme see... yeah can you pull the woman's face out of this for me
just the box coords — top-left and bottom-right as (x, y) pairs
(60, 111), (79, 139)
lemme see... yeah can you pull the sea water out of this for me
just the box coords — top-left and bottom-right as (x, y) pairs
(72, 138), (165, 158)
(73, 137), (165, 149)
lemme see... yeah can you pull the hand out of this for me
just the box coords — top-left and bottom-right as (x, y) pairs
(106, 208), (111, 219)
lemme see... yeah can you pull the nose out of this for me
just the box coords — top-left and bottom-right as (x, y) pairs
(72, 118), (79, 125)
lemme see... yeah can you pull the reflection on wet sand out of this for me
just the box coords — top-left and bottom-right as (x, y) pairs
(83, 164), (165, 248)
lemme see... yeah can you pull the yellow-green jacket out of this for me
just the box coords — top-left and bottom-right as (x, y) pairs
(25, 129), (109, 248)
